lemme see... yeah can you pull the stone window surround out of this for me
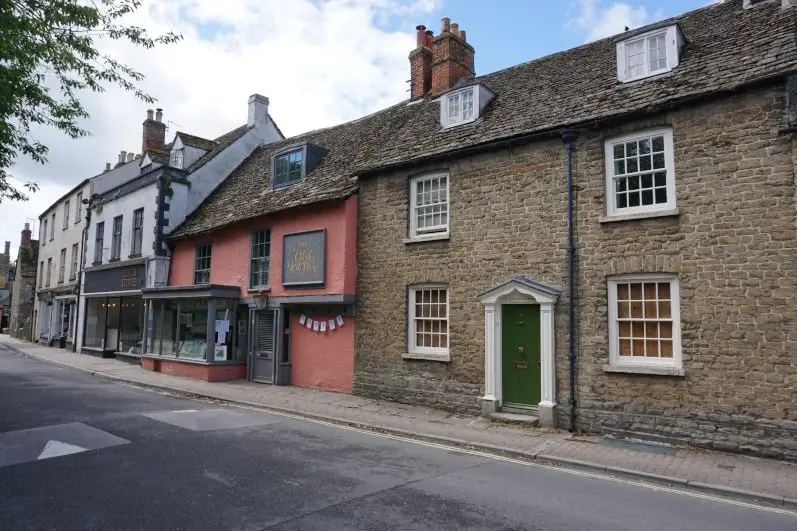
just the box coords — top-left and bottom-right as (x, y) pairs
(406, 172), (450, 243)
(404, 283), (450, 362)
(606, 273), (683, 373)
(478, 277), (560, 427)
(603, 127), (676, 221)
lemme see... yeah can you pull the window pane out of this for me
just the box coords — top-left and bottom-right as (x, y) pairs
(411, 287), (448, 353)
(613, 279), (676, 361)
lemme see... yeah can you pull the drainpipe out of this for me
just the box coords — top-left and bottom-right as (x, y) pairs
(75, 194), (98, 353)
(561, 130), (578, 433)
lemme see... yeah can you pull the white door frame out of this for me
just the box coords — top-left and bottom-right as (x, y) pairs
(478, 277), (560, 427)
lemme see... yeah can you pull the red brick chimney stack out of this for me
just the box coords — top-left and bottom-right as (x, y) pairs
(142, 108), (166, 153)
(409, 24), (433, 100)
(430, 17), (475, 96)
(21, 223), (31, 247)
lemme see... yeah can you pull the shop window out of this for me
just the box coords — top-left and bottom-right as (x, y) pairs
(119, 298), (144, 354)
(84, 298), (108, 348)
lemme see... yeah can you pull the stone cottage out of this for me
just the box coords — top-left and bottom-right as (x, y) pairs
(350, 0), (797, 459)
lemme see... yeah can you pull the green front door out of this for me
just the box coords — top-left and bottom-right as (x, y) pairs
(501, 304), (541, 409)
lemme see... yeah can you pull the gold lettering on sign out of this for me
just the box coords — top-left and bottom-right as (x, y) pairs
(120, 267), (138, 289)
(288, 241), (318, 275)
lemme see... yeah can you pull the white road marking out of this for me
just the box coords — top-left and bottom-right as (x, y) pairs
(37, 440), (87, 460)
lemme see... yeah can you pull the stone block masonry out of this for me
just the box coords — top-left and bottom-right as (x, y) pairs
(354, 82), (797, 460)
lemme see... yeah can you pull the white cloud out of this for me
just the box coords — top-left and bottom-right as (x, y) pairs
(0, 0), (439, 261)
(567, 0), (651, 42)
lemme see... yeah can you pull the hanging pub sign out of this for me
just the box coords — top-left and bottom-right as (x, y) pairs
(282, 229), (326, 287)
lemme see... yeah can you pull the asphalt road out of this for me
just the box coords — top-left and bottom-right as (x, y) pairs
(0, 344), (794, 531)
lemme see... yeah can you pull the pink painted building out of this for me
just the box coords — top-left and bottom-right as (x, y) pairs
(139, 121), (372, 391)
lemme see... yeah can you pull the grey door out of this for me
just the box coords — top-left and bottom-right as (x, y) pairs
(252, 310), (276, 383)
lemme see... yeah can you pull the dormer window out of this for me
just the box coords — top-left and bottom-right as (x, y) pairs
(270, 142), (327, 188)
(446, 88), (474, 126)
(170, 148), (184, 169)
(274, 149), (304, 186)
(616, 25), (684, 83)
(439, 84), (494, 129)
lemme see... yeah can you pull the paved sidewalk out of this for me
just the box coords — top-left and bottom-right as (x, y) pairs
(2, 334), (796, 508)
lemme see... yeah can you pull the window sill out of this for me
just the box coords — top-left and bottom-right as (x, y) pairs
(599, 207), (679, 224)
(403, 233), (450, 244)
(108, 258), (121, 263)
(403, 351), (450, 362)
(128, 253), (142, 259)
(602, 364), (684, 376)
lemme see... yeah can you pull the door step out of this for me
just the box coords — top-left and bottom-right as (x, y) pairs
(489, 412), (539, 427)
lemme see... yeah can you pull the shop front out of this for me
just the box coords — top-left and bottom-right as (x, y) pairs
(36, 289), (77, 348)
(81, 261), (146, 357)
(141, 285), (248, 381)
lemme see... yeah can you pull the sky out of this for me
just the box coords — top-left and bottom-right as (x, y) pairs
(0, 0), (716, 261)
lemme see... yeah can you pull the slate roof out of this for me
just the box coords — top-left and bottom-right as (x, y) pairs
(176, 132), (217, 151)
(185, 124), (251, 173)
(144, 149), (170, 165)
(170, 0), (797, 239)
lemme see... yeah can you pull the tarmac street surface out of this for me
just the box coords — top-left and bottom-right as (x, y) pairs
(0, 344), (795, 530)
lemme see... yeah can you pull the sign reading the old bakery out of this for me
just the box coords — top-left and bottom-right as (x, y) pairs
(282, 229), (326, 287)
(84, 263), (146, 293)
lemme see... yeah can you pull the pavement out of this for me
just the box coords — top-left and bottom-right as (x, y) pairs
(2, 333), (797, 513)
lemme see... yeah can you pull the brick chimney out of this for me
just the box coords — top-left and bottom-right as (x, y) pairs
(409, 25), (433, 99)
(21, 223), (31, 247)
(430, 17), (475, 96)
(142, 108), (166, 152)
(3, 241), (9, 256)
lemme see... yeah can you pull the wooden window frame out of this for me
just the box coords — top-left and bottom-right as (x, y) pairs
(607, 274), (682, 369)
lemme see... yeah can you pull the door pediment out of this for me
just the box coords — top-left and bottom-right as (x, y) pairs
(478, 276), (561, 306)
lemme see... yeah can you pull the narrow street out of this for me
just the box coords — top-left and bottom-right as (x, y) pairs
(0, 345), (794, 531)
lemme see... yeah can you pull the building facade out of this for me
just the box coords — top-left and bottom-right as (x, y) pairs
(9, 224), (38, 340)
(76, 95), (284, 359)
(34, 179), (91, 348)
(146, 121), (364, 388)
(351, 0), (797, 459)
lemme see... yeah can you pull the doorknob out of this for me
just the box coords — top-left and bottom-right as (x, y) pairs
(517, 346), (524, 353)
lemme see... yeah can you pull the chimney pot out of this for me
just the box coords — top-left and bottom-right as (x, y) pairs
(155, 108), (163, 122)
(120, 150), (127, 164)
(126, 153), (134, 163)
(416, 25), (427, 47)
(146, 109), (154, 120)
(425, 29), (433, 47)
(430, 16), (476, 95)
(105, 162), (111, 172)
(441, 17), (450, 33)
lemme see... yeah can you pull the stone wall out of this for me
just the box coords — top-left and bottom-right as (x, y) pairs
(354, 82), (797, 459)
(9, 242), (38, 340)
